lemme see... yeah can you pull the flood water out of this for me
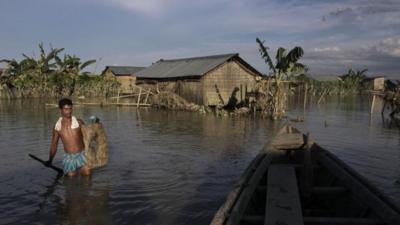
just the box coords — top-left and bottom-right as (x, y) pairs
(0, 96), (399, 225)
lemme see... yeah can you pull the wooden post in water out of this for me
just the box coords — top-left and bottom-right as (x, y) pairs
(144, 89), (150, 105)
(117, 89), (120, 104)
(370, 94), (376, 115)
(303, 83), (308, 111)
(240, 84), (243, 102)
(317, 89), (327, 105)
(137, 87), (142, 108)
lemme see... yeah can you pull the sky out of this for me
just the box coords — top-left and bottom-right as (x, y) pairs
(1, 0), (400, 79)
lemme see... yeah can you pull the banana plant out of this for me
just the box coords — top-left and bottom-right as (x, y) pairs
(1, 43), (113, 97)
(1, 43), (64, 94)
(256, 38), (307, 119)
(54, 53), (96, 96)
(339, 69), (367, 94)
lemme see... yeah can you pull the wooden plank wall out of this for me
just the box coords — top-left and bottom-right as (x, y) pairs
(117, 76), (136, 92)
(136, 79), (202, 104)
(176, 80), (203, 104)
(202, 59), (258, 106)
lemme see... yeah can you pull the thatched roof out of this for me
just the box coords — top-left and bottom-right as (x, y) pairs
(136, 53), (262, 79)
(104, 66), (146, 76)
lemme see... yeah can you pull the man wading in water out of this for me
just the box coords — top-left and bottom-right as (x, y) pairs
(45, 98), (91, 177)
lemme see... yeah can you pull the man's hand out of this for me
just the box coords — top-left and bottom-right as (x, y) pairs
(44, 160), (52, 167)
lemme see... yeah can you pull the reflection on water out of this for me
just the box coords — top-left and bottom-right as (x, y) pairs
(0, 96), (399, 225)
(60, 177), (110, 225)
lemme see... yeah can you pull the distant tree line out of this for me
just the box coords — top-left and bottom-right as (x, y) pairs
(297, 69), (369, 96)
(0, 43), (119, 98)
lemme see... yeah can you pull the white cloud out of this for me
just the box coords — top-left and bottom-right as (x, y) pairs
(313, 47), (341, 52)
(379, 37), (400, 57)
(302, 37), (400, 78)
(323, 0), (400, 28)
(98, 0), (177, 16)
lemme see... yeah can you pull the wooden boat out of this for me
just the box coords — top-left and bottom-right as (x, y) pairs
(211, 125), (400, 225)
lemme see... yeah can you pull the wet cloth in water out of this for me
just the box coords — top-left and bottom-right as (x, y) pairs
(63, 151), (87, 173)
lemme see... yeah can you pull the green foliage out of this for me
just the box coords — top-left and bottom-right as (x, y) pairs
(0, 43), (117, 98)
(339, 69), (367, 94)
(308, 69), (368, 96)
(256, 38), (307, 120)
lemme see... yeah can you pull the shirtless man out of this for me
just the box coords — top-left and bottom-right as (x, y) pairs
(46, 98), (91, 177)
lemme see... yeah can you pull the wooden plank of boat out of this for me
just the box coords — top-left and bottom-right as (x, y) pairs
(303, 217), (385, 225)
(211, 124), (400, 225)
(210, 153), (267, 225)
(265, 164), (303, 225)
(315, 148), (400, 225)
(224, 155), (271, 225)
(311, 187), (348, 195)
(271, 133), (304, 150)
(242, 216), (385, 225)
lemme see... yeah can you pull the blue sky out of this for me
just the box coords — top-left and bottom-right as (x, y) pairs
(1, 0), (400, 79)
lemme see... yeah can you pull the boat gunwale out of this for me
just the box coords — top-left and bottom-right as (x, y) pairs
(210, 124), (400, 225)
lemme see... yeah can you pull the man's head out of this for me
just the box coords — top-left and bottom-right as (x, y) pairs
(58, 98), (73, 118)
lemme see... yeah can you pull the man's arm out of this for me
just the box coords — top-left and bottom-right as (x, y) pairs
(47, 128), (60, 165)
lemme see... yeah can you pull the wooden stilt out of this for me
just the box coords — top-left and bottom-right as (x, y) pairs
(117, 89), (120, 104)
(303, 83), (308, 111)
(144, 89), (150, 104)
(240, 84), (243, 102)
(317, 89), (327, 105)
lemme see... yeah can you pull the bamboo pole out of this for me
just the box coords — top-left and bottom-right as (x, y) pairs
(108, 102), (150, 106)
(137, 87), (142, 108)
(240, 84), (243, 102)
(117, 89), (120, 104)
(303, 83), (308, 111)
(370, 94), (376, 115)
(317, 89), (327, 105)
(110, 94), (140, 99)
(144, 89), (150, 104)
(245, 84), (248, 106)
(46, 102), (151, 107)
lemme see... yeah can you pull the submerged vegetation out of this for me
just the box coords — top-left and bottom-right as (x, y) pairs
(304, 69), (368, 96)
(0, 43), (119, 98)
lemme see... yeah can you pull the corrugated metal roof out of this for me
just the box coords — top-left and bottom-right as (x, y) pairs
(136, 53), (239, 78)
(106, 66), (146, 75)
(363, 76), (385, 81)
